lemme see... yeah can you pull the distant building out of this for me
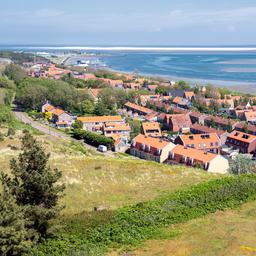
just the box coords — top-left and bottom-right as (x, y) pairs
(204, 116), (238, 131)
(189, 112), (207, 125)
(124, 102), (153, 116)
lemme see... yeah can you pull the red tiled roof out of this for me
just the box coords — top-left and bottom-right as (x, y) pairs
(191, 124), (226, 137)
(132, 134), (170, 149)
(178, 133), (220, 149)
(78, 115), (123, 123)
(227, 130), (256, 143)
(171, 145), (217, 162)
(125, 102), (153, 115)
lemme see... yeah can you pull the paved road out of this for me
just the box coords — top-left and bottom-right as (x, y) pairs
(14, 111), (69, 140)
(14, 111), (116, 157)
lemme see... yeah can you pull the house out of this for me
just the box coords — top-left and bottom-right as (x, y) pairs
(51, 108), (73, 126)
(190, 123), (228, 145)
(89, 88), (102, 102)
(183, 91), (195, 101)
(175, 133), (221, 154)
(46, 64), (71, 79)
(164, 114), (192, 133)
(244, 111), (256, 123)
(172, 97), (192, 109)
(204, 116), (238, 131)
(130, 134), (176, 163)
(112, 135), (130, 153)
(147, 84), (158, 92)
(168, 145), (229, 174)
(99, 78), (124, 88)
(189, 112), (207, 125)
(41, 102), (55, 113)
(124, 102), (153, 116)
(145, 111), (159, 122)
(141, 122), (162, 137)
(41, 101), (73, 127)
(235, 122), (256, 135)
(138, 94), (161, 106)
(216, 99), (234, 108)
(103, 122), (131, 139)
(225, 130), (256, 154)
(77, 116), (123, 131)
(124, 83), (141, 90)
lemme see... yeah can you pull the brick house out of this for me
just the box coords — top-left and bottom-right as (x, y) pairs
(130, 134), (175, 163)
(204, 116), (238, 131)
(235, 122), (256, 135)
(168, 145), (229, 174)
(190, 123), (228, 145)
(175, 133), (221, 154)
(225, 130), (256, 154)
(189, 112), (207, 125)
(164, 114), (192, 133)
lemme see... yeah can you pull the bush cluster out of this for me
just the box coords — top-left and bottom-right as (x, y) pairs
(72, 129), (113, 149)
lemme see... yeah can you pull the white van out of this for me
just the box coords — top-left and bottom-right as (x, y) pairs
(97, 145), (107, 152)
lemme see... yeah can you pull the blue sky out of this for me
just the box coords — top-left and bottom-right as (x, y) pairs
(1, 0), (256, 45)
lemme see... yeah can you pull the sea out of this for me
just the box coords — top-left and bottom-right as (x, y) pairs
(2, 45), (256, 92)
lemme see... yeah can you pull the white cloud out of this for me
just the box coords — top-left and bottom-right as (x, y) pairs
(34, 9), (65, 18)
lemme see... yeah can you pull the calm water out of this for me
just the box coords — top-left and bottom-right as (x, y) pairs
(100, 51), (256, 86)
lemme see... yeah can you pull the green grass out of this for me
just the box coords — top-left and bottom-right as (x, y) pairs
(0, 88), (5, 105)
(31, 175), (256, 255)
(125, 200), (256, 256)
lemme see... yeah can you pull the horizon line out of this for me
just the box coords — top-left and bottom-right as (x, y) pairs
(3, 46), (256, 52)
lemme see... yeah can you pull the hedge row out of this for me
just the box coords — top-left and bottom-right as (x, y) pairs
(30, 174), (256, 255)
(72, 128), (113, 149)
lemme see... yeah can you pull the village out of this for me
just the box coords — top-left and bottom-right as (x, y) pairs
(21, 59), (256, 175)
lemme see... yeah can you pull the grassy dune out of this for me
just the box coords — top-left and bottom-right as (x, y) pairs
(3, 131), (255, 256)
(0, 131), (219, 216)
(112, 201), (256, 256)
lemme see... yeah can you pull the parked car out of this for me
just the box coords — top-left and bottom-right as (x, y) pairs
(97, 145), (107, 152)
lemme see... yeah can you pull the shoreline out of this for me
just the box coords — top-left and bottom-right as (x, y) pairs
(106, 67), (256, 94)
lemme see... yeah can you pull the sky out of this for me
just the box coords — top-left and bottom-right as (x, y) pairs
(1, 0), (256, 45)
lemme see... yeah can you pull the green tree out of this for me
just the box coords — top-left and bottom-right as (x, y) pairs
(155, 85), (169, 95)
(4, 64), (27, 83)
(72, 120), (83, 130)
(229, 155), (256, 175)
(2, 131), (65, 237)
(82, 99), (95, 115)
(0, 183), (33, 255)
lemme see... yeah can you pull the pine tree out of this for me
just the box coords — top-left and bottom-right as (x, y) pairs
(0, 182), (33, 255)
(3, 131), (65, 237)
